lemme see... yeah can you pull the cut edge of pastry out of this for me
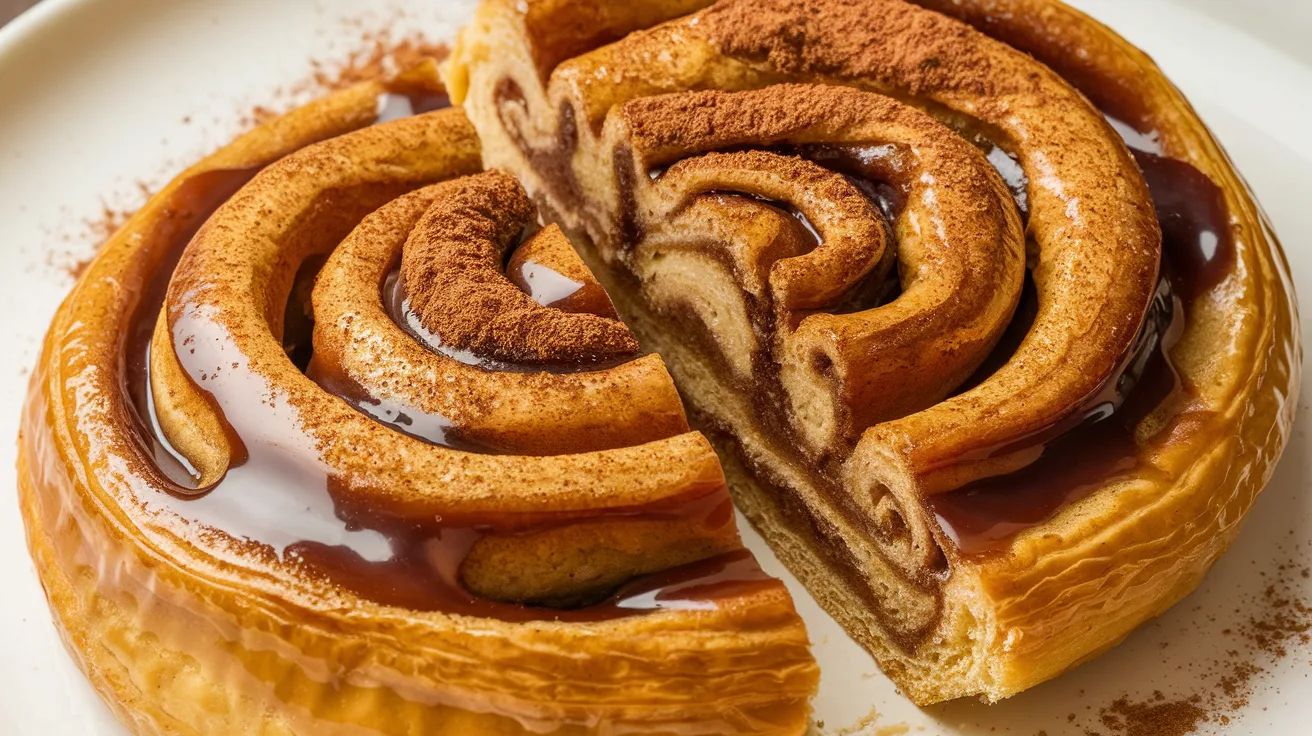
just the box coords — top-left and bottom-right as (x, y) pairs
(446, 0), (1301, 705)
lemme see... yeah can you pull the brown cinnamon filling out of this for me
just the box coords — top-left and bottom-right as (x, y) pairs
(708, 423), (944, 650)
(621, 128), (1229, 563)
(492, 21), (1233, 653)
(494, 78), (584, 213)
(607, 142), (953, 650)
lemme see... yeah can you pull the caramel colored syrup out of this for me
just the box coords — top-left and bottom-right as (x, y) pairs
(928, 121), (1236, 557)
(498, 64), (1237, 569)
(123, 94), (776, 621)
(375, 91), (452, 122)
(124, 167), (263, 486)
(290, 498), (755, 620)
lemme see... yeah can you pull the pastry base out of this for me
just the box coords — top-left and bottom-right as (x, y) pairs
(558, 212), (1288, 705)
(20, 449), (188, 736)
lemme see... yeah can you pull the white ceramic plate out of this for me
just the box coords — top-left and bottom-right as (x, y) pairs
(2, 1), (1310, 733)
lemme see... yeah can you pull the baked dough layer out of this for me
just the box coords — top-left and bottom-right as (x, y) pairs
(18, 66), (818, 734)
(447, 0), (1301, 704)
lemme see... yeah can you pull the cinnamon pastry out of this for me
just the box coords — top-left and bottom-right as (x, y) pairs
(17, 63), (818, 734)
(449, 0), (1300, 705)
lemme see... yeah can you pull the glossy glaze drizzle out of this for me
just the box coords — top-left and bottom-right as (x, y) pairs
(123, 99), (777, 620)
(928, 121), (1234, 557)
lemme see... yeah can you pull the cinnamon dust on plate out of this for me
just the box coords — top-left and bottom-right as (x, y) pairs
(241, 30), (450, 129)
(1071, 552), (1312, 736)
(52, 204), (131, 281)
(53, 24), (449, 282)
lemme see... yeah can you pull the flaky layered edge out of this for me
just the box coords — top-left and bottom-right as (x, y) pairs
(446, 0), (1301, 705)
(15, 72), (818, 735)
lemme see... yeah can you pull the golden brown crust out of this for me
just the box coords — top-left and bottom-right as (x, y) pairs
(448, 0), (1300, 706)
(523, 0), (715, 82)
(18, 68), (818, 734)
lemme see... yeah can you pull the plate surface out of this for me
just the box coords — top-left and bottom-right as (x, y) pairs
(1, 0), (1310, 733)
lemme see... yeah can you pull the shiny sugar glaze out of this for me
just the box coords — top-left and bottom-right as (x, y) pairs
(124, 77), (1236, 609)
(928, 124), (1235, 557)
(120, 93), (776, 621)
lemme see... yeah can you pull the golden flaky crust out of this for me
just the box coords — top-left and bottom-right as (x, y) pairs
(449, 0), (1300, 705)
(18, 66), (818, 734)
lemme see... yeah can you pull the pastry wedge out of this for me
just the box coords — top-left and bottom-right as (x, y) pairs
(447, 0), (1300, 704)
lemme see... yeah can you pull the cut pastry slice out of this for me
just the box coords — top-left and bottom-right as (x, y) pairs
(448, 0), (1299, 704)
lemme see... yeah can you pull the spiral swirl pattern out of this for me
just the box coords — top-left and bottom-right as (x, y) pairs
(19, 64), (818, 734)
(16, 0), (1302, 725)
(450, 0), (1299, 704)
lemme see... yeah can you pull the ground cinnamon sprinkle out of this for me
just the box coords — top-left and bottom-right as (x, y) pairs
(239, 29), (449, 129)
(1096, 694), (1207, 736)
(54, 21), (450, 281)
(240, 29), (450, 129)
(314, 35), (450, 91)
(55, 204), (131, 280)
(1066, 548), (1312, 736)
(401, 172), (638, 365)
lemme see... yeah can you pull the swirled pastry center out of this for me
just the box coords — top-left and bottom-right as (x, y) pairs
(443, 0), (1295, 709)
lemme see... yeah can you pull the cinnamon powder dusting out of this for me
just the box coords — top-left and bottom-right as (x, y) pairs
(1069, 548), (1312, 736)
(1096, 694), (1207, 736)
(241, 29), (450, 128)
(54, 23), (450, 280)
(244, 30), (450, 128)
(58, 204), (131, 280)
(401, 172), (638, 365)
(700, 0), (1003, 99)
(314, 35), (450, 92)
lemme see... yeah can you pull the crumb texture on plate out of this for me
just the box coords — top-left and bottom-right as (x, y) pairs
(448, 0), (1300, 705)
